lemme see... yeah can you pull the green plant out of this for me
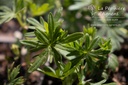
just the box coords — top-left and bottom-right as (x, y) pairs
(62, 0), (127, 51)
(92, 4), (127, 51)
(7, 64), (24, 85)
(0, 0), (53, 29)
(21, 9), (118, 85)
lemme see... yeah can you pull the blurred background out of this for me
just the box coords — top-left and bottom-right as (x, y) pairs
(0, 0), (128, 85)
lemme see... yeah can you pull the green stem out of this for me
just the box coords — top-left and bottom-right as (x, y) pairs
(16, 14), (27, 29)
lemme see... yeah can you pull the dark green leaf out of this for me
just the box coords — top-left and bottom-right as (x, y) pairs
(9, 77), (24, 85)
(40, 17), (45, 26)
(63, 62), (71, 73)
(48, 13), (54, 38)
(63, 60), (81, 79)
(30, 45), (47, 52)
(28, 50), (48, 73)
(85, 33), (90, 50)
(35, 29), (49, 44)
(88, 37), (100, 50)
(9, 66), (20, 81)
(15, 0), (25, 12)
(53, 26), (61, 42)
(64, 32), (83, 43)
(20, 40), (39, 47)
(70, 55), (83, 67)
(91, 49), (110, 56)
(38, 67), (57, 78)
(52, 47), (62, 68)
(67, 50), (80, 56)
(25, 32), (35, 37)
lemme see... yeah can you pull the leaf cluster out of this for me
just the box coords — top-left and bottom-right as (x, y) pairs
(21, 9), (116, 84)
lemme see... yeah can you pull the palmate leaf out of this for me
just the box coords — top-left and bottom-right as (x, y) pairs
(27, 18), (45, 31)
(0, 6), (15, 24)
(29, 3), (53, 16)
(0, 0), (26, 24)
(95, 11), (127, 51)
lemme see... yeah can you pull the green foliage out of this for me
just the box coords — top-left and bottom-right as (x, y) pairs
(90, 79), (116, 85)
(68, 0), (112, 10)
(62, 0), (127, 51)
(28, 50), (48, 73)
(68, 0), (92, 10)
(29, 2), (53, 16)
(0, 0), (123, 84)
(7, 65), (24, 85)
(21, 9), (117, 84)
(90, 4), (127, 51)
(108, 54), (119, 71)
(0, 0), (53, 29)
(0, 0), (26, 27)
(21, 9), (84, 74)
(0, 6), (15, 24)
